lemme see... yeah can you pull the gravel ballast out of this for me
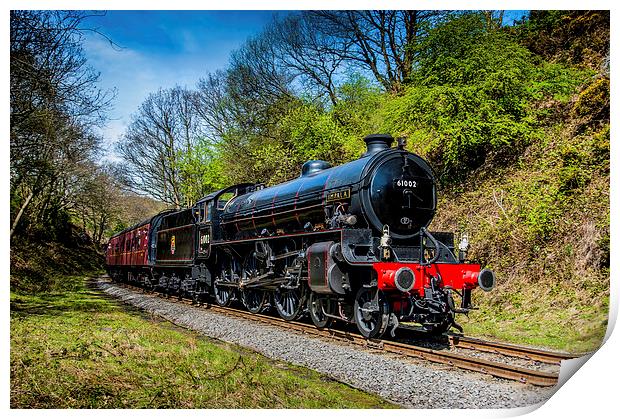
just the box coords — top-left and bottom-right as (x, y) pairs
(96, 279), (555, 408)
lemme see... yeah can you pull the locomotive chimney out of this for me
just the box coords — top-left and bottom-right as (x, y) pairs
(361, 134), (394, 157)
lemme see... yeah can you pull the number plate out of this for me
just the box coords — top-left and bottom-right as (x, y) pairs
(394, 178), (417, 188)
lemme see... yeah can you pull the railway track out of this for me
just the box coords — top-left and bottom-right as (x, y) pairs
(110, 281), (581, 387)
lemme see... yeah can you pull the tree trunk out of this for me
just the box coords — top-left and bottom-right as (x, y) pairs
(10, 189), (34, 239)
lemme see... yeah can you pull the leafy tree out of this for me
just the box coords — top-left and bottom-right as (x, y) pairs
(331, 76), (384, 154)
(177, 139), (228, 204)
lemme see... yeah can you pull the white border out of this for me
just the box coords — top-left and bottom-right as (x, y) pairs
(3, 1), (616, 418)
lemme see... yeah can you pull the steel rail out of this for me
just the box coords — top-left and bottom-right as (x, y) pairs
(111, 281), (561, 387)
(445, 335), (581, 365)
(380, 340), (559, 386)
(398, 325), (581, 364)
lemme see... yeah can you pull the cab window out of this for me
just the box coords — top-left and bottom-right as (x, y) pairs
(217, 192), (234, 210)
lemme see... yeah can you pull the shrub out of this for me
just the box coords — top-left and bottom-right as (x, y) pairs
(572, 76), (610, 122)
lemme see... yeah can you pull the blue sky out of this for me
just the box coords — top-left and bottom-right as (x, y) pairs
(81, 11), (286, 160)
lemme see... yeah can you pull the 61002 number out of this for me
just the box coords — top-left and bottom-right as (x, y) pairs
(395, 179), (417, 188)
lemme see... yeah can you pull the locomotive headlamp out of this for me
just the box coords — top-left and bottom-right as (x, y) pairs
(478, 269), (496, 292)
(458, 233), (470, 262)
(395, 267), (416, 292)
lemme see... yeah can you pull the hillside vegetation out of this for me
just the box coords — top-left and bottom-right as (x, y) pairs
(431, 13), (610, 351)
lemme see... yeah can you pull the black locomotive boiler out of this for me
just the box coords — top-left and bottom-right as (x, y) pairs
(106, 134), (495, 338)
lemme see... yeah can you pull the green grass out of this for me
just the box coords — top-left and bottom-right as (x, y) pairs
(10, 276), (396, 409)
(457, 291), (608, 354)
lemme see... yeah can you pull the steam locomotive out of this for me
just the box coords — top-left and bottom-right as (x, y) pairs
(105, 134), (495, 338)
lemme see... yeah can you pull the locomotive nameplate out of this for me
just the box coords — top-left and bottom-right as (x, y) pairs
(326, 188), (351, 202)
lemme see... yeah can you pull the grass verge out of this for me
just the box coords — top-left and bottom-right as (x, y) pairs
(10, 275), (396, 409)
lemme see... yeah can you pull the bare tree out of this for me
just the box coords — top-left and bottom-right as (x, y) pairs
(229, 11), (448, 101)
(72, 163), (120, 245)
(305, 10), (448, 93)
(117, 86), (201, 208)
(194, 71), (238, 142)
(226, 31), (297, 137)
(268, 13), (349, 105)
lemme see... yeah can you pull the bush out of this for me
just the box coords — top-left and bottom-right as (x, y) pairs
(572, 76), (610, 123)
(219, 78), (386, 186)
